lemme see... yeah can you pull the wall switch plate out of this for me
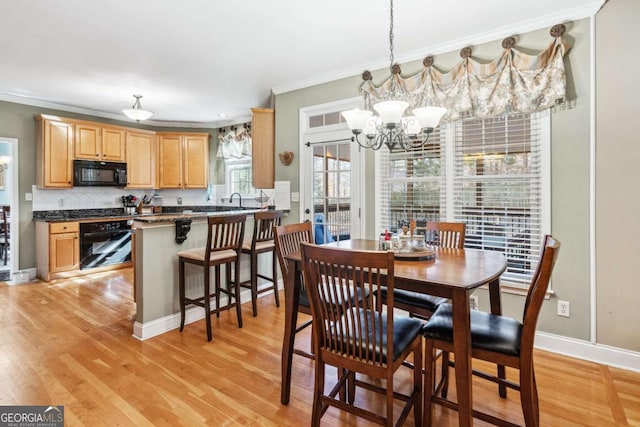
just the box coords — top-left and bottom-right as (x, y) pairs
(25, 192), (32, 201)
(558, 300), (570, 317)
(291, 192), (299, 202)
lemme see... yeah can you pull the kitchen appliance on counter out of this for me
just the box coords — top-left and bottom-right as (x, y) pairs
(73, 160), (127, 187)
(79, 220), (133, 270)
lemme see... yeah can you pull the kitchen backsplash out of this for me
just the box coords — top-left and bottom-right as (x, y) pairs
(31, 184), (274, 211)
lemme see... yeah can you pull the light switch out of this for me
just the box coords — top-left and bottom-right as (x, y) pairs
(25, 192), (33, 201)
(291, 192), (299, 202)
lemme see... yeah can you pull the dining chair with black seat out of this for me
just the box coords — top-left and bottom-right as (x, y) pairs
(177, 214), (246, 342)
(300, 243), (423, 427)
(422, 235), (560, 427)
(274, 221), (316, 361)
(381, 221), (466, 321)
(240, 210), (282, 317)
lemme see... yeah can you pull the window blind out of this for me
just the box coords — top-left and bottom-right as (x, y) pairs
(452, 112), (544, 286)
(377, 128), (445, 234)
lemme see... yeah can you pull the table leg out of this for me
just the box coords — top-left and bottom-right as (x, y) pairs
(451, 289), (473, 427)
(281, 259), (300, 405)
(488, 277), (507, 398)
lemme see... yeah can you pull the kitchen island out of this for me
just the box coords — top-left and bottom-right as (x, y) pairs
(132, 209), (272, 340)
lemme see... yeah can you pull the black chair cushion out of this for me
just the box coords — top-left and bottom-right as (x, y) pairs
(422, 303), (522, 357)
(328, 308), (423, 364)
(379, 287), (447, 313)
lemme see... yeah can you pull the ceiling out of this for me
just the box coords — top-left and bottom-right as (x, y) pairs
(0, 0), (604, 128)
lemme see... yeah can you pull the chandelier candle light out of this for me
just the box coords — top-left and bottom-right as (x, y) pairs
(123, 94), (154, 122)
(342, 0), (446, 151)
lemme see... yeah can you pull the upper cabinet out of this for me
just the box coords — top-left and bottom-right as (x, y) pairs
(251, 108), (275, 189)
(156, 132), (209, 189)
(75, 123), (126, 162)
(126, 131), (156, 189)
(36, 116), (74, 188)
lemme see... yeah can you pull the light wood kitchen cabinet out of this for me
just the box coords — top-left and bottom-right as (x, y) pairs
(75, 123), (126, 162)
(126, 131), (156, 188)
(156, 132), (209, 189)
(36, 116), (74, 188)
(36, 222), (80, 281)
(251, 108), (275, 189)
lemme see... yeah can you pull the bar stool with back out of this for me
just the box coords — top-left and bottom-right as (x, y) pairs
(240, 210), (282, 316)
(177, 214), (246, 341)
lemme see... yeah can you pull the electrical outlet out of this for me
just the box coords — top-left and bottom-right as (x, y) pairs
(557, 300), (570, 317)
(469, 295), (479, 310)
(177, 197), (182, 205)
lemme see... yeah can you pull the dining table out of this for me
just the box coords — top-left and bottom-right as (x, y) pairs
(280, 238), (508, 427)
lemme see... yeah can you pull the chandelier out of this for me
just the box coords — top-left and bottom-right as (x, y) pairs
(123, 94), (154, 122)
(341, 0), (446, 151)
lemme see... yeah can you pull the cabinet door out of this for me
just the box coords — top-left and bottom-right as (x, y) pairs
(157, 134), (183, 188)
(126, 132), (155, 188)
(50, 232), (79, 272)
(102, 128), (126, 162)
(183, 135), (208, 189)
(251, 108), (275, 189)
(75, 123), (102, 160)
(43, 120), (74, 188)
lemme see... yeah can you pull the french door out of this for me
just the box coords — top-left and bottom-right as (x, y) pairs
(300, 99), (364, 243)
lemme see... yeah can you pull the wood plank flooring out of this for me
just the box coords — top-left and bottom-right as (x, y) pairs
(1, 268), (639, 426)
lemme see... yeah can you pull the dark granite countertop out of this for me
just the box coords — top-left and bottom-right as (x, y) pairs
(33, 206), (265, 223)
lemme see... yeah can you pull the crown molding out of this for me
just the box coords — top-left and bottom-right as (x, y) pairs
(272, 1), (605, 95)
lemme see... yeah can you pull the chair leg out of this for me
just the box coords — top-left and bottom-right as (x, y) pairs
(423, 340), (435, 427)
(204, 265), (213, 342)
(440, 350), (450, 398)
(413, 342), (423, 427)
(272, 249), (280, 308)
(312, 358), (325, 427)
(234, 259), (243, 328)
(179, 259), (186, 331)
(215, 265), (221, 317)
(386, 371), (394, 426)
(250, 252), (258, 316)
(520, 364), (540, 427)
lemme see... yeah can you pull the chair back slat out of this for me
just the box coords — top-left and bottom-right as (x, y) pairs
(426, 221), (466, 249)
(205, 214), (246, 261)
(274, 222), (313, 277)
(301, 243), (394, 367)
(252, 210), (282, 246)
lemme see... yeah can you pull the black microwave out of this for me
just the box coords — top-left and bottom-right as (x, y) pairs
(73, 160), (127, 187)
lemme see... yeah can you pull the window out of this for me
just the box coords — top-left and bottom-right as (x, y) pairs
(225, 158), (257, 195)
(377, 110), (549, 287)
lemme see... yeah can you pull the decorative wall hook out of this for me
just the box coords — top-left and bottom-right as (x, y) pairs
(279, 151), (294, 166)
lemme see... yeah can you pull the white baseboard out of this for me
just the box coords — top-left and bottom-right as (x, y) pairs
(4, 267), (38, 285)
(133, 279), (283, 341)
(535, 331), (640, 373)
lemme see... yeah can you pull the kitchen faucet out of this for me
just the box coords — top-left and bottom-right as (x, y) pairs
(229, 192), (243, 208)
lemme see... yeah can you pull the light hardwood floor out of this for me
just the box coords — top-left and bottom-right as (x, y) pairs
(0, 268), (638, 426)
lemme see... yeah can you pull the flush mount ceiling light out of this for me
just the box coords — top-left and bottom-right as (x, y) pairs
(342, 0), (446, 151)
(122, 94), (153, 122)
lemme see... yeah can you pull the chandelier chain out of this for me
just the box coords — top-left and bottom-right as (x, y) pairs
(389, 0), (395, 74)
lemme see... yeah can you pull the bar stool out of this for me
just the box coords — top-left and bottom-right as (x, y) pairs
(178, 214), (246, 341)
(240, 210), (282, 316)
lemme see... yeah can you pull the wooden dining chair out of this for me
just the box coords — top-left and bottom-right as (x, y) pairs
(422, 235), (560, 427)
(240, 210), (282, 317)
(273, 221), (316, 360)
(300, 243), (423, 427)
(177, 214), (246, 341)
(382, 221), (466, 320)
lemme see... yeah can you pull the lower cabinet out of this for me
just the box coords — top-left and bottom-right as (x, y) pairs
(37, 222), (80, 281)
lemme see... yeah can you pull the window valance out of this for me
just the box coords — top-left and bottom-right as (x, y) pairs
(216, 125), (252, 160)
(360, 24), (570, 122)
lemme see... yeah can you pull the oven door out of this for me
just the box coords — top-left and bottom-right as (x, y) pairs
(80, 229), (132, 270)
